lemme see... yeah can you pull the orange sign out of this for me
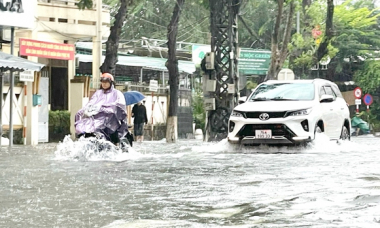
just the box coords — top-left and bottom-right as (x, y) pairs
(19, 38), (75, 60)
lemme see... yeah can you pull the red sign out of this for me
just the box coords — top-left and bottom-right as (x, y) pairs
(353, 87), (362, 99)
(19, 38), (75, 60)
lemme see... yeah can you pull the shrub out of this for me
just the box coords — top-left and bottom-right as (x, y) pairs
(49, 110), (71, 135)
(192, 90), (206, 130)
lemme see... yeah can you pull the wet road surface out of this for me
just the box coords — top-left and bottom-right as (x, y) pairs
(0, 135), (379, 227)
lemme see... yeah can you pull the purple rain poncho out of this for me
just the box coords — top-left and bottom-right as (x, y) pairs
(75, 85), (128, 140)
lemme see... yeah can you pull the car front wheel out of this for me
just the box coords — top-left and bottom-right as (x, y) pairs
(313, 125), (323, 141)
(340, 126), (350, 141)
(315, 126), (322, 134)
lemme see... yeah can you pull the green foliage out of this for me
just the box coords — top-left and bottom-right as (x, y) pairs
(334, 0), (380, 50)
(77, 0), (93, 10)
(305, 0), (325, 23)
(288, 0), (380, 79)
(354, 60), (380, 93)
(246, 80), (257, 90)
(287, 0), (325, 72)
(335, 1), (379, 28)
(191, 90), (206, 130)
(239, 0), (276, 48)
(49, 110), (71, 135)
(119, 0), (210, 44)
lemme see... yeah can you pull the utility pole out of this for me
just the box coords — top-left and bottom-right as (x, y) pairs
(92, 0), (102, 89)
(203, 0), (240, 141)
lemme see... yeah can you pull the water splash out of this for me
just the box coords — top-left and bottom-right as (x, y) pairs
(191, 133), (372, 154)
(305, 133), (376, 153)
(54, 135), (141, 161)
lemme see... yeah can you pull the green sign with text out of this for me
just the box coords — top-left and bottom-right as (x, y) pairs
(238, 49), (271, 75)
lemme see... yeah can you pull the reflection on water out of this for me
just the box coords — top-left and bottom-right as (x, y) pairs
(0, 135), (379, 227)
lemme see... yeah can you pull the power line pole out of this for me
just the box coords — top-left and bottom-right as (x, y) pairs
(204, 0), (240, 141)
(92, 0), (102, 89)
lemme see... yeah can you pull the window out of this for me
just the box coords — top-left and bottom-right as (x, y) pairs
(319, 86), (326, 97)
(323, 86), (336, 99)
(249, 83), (315, 100)
(331, 84), (343, 98)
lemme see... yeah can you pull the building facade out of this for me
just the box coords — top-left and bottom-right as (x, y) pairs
(1, 0), (110, 145)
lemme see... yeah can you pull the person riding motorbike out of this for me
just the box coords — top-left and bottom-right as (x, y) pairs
(74, 73), (130, 147)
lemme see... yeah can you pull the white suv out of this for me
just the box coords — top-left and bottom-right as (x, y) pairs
(228, 79), (351, 145)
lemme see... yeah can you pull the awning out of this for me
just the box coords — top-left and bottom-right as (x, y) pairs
(0, 51), (45, 72)
(76, 54), (196, 74)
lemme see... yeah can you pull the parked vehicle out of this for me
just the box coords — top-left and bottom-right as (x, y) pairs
(228, 79), (351, 145)
(351, 115), (371, 136)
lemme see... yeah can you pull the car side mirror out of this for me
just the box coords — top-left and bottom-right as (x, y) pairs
(238, 96), (247, 104)
(320, 94), (334, 103)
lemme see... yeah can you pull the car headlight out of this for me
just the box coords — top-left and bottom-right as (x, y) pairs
(230, 110), (244, 118)
(286, 108), (312, 117)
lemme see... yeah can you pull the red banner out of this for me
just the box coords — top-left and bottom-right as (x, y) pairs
(19, 38), (75, 60)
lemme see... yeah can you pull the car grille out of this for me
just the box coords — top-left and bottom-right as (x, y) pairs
(244, 111), (287, 119)
(236, 124), (296, 139)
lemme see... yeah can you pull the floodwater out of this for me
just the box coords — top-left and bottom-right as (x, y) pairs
(1, 134), (380, 228)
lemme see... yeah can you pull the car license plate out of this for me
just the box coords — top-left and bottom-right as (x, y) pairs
(255, 130), (272, 139)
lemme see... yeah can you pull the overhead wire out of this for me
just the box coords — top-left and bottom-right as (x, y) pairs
(177, 17), (209, 42)
(34, 16), (87, 41)
(167, 0), (185, 36)
(137, 15), (209, 48)
(112, 0), (211, 46)
(33, 2), (209, 53)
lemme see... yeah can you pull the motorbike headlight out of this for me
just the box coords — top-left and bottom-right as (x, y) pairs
(286, 108), (312, 117)
(231, 110), (244, 118)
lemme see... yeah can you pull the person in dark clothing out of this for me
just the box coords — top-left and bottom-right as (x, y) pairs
(131, 101), (148, 142)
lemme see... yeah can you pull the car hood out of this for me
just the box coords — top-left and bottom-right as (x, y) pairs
(235, 100), (315, 112)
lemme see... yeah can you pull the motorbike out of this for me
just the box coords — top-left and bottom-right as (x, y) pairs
(74, 103), (133, 153)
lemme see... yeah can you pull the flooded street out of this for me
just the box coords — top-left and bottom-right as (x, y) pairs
(1, 135), (380, 227)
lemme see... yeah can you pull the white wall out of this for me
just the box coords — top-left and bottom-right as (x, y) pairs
(129, 95), (168, 125)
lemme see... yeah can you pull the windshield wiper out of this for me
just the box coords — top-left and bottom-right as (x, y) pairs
(251, 97), (268, 101)
(269, 98), (299, 101)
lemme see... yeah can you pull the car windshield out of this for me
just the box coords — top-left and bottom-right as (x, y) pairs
(249, 83), (315, 101)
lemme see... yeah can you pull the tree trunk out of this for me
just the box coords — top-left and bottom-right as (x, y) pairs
(165, 0), (185, 143)
(302, 0), (312, 9)
(166, 116), (178, 143)
(100, 0), (128, 75)
(265, 0), (295, 80)
(314, 0), (334, 63)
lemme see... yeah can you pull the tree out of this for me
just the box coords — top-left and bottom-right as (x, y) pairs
(265, 0), (296, 80)
(78, 0), (131, 75)
(332, 0), (380, 65)
(314, 0), (334, 64)
(287, 0), (337, 78)
(238, 0), (276, 49)
(100, 0), (129, 74)
(166, 0), (185, 143)
(289, 0), (380, 81)
(117, 0), (209, 47)
(354, 61), (380, 93)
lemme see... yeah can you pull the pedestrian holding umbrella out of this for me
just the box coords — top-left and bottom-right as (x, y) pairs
(123, 91), (145, 106)
(124, 91), (147, 142)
